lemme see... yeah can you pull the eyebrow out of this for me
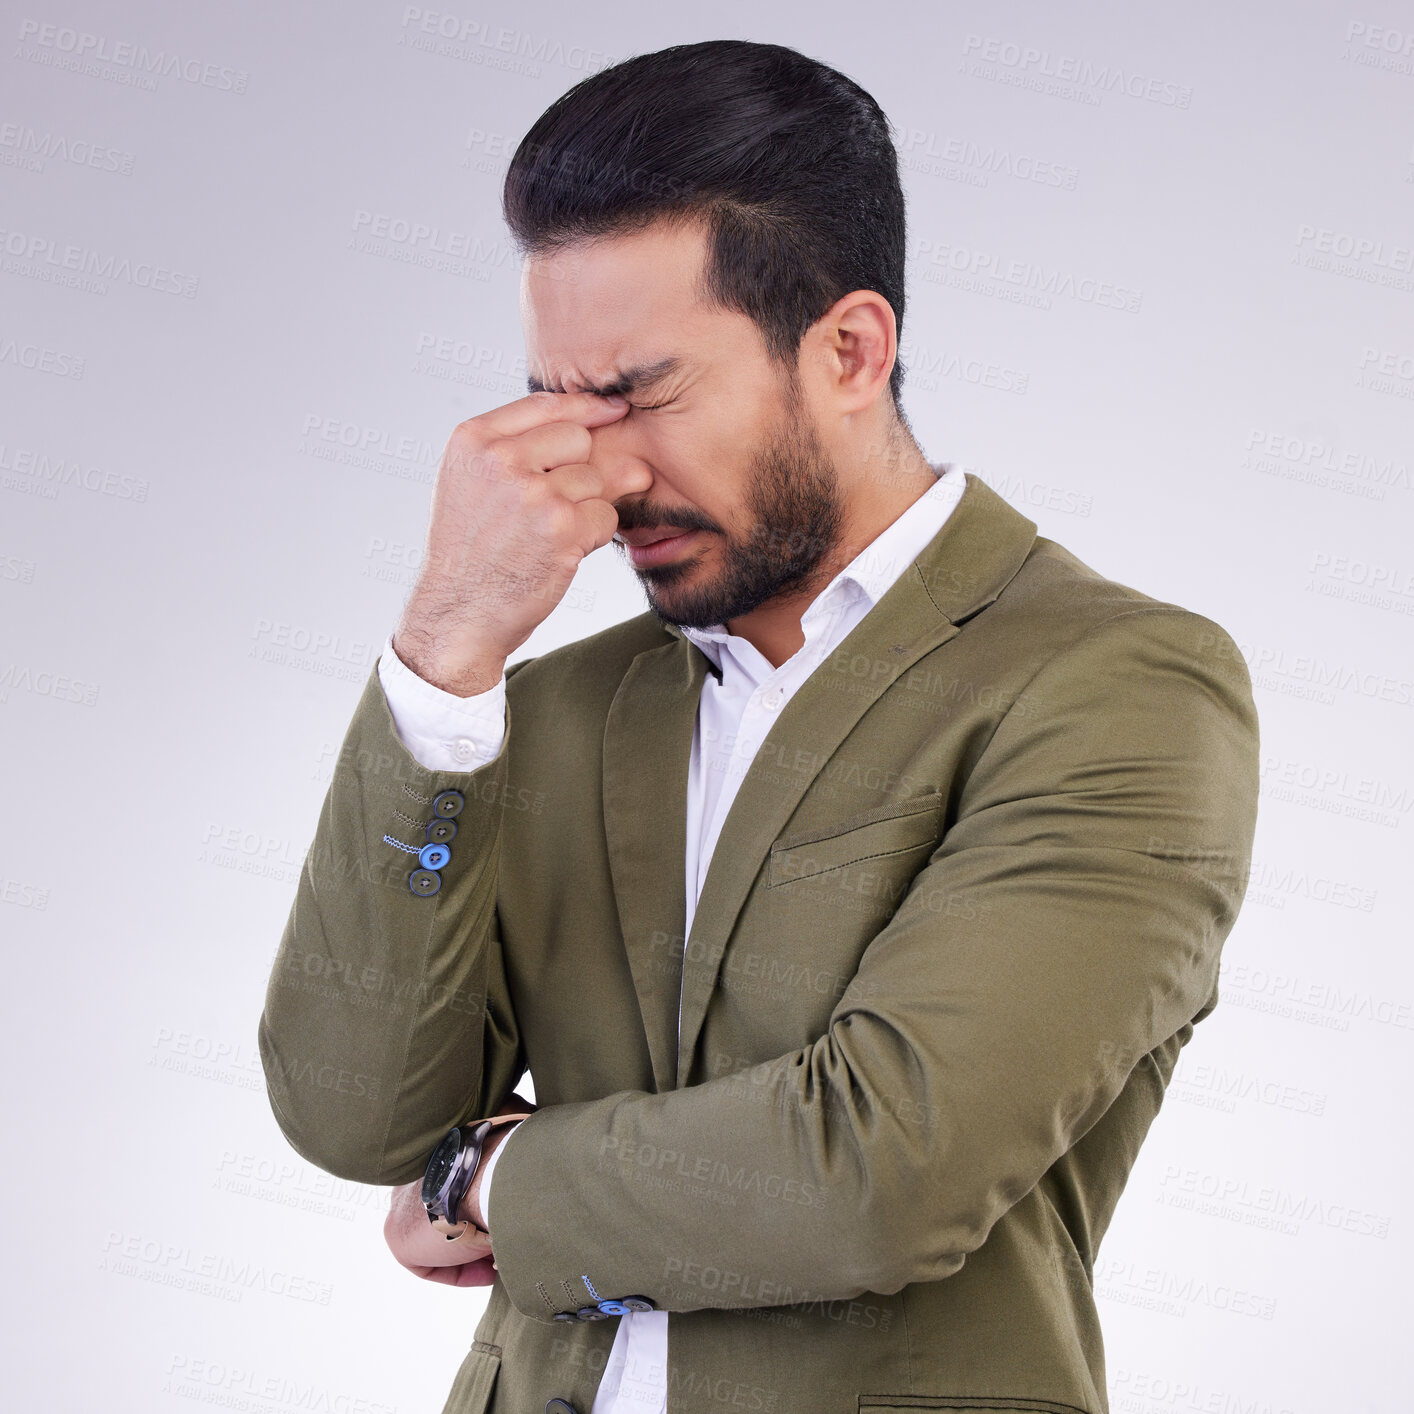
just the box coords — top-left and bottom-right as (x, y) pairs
(526, 355), (684, 399)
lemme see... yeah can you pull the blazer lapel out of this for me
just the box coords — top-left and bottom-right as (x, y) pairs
(602, 630), (710, 1093)
(673, 472), (1038, 1084)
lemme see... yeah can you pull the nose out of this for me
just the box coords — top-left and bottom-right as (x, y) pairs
(587, 417), (654, 503)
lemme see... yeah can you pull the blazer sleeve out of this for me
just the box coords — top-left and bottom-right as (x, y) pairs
(256, 650), (536, 1187)
(481, 606), (1261, 1317)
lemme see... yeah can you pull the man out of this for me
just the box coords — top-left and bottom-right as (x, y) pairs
(258, 38), (1260, 1414)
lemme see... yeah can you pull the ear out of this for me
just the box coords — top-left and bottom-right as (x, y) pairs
(803, 289), (898, 414)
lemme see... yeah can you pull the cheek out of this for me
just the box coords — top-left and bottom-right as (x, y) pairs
(659, 417), (759, 508)
(630, 403), (768, 535)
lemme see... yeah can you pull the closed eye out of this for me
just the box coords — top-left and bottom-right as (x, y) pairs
(630, 401), (672, 411)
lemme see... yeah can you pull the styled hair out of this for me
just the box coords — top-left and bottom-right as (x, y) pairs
(503, 39), (910, 412)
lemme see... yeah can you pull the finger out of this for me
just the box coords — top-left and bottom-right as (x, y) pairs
(386, 1208), (493, 1268)
(405, 1257), (495, 1286)
(479, 420), (597, 478)
(393, 1230), (495, 1268)
(565, 496), (622, 560)
(451, 1256), (497, 1287)
(475, 389), (628, 440)
(541, 461), (611, 505)
(407, 1263), (462, 1285)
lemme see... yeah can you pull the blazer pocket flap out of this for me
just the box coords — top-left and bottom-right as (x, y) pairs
(769, 792), (943, 888)
(439, 1341), (501, 1413)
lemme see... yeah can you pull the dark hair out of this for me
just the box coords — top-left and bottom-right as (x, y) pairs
(503, 39), (910, 413)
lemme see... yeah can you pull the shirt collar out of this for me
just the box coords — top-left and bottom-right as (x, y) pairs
(679, 460), (967, 671)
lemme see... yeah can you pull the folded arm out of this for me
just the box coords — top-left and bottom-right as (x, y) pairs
(477, 608), (1260, 1317)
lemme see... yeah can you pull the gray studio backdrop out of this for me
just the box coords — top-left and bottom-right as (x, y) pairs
(3, 1), (1409, 1410)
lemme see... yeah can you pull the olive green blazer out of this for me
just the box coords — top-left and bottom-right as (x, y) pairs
(258, 472), (1260, 1414)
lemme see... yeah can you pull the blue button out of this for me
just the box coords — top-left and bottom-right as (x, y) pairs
(596, 1299), (630, 1315)
(575, 1305), (609, 1321)
(418, 842), (451, 870)
(426, 817), (457, 845)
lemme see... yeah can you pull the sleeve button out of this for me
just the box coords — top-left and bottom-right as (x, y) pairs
(408, 869), (442, 897)
(426, 818), (457, 845)
(432, 789), (465, 819)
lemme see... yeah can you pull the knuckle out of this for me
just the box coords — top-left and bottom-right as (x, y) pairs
(475, 438), (524, 479)
(451, 416), (491, 449)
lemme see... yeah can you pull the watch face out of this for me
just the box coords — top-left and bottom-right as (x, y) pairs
(422, 1130), (462, 1208)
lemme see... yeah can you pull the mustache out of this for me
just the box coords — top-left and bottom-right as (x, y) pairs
(614, 505), (718, 536)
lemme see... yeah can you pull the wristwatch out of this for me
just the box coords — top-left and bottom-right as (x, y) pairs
(422, 1112), (533, 1241)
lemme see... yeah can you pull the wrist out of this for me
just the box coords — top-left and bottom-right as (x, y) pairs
(462, 1122), (517, 1231)
(462, 1169), (488, 1233)
(391, 625), (508, 697)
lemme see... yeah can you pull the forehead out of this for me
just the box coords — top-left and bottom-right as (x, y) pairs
(519, 220), (717, 395)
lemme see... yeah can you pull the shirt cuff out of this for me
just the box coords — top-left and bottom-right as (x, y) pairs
(376, 632), (507, 773)
(478, 1120), (522, 1230)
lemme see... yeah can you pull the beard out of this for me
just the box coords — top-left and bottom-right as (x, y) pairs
(619, 368), (847, 633)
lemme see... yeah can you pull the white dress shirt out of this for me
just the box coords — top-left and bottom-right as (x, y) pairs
(376, 460), (968, 1412)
